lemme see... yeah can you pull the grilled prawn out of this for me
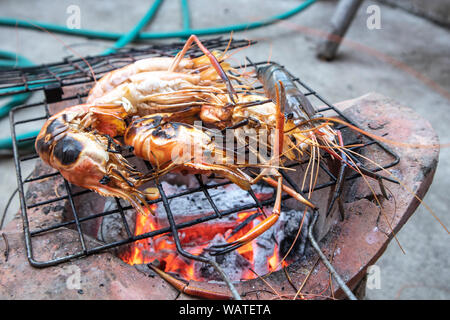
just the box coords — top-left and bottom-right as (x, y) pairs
(87, 35), (239, 116)
(35, 104), (152, 215)
(200, 92), (335, 160)
(124, 112), (253, 190)
(255, 63), (398, 212)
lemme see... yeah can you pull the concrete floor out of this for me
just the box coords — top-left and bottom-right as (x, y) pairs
(0, 0), (449, 299)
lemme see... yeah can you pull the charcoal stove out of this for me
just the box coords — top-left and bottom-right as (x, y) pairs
(5, 37), (407, 300)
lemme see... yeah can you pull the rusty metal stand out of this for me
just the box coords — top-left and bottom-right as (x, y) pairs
(317, 0), (363, 60)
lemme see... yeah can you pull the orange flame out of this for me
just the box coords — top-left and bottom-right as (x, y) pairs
(268, 243), (282, 272)
(120, 193), (287, 281)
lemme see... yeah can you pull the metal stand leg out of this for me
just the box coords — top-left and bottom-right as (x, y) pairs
(317, 0), (363, 61)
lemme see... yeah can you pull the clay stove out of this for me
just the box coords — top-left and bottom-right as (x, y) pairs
(0, 39), (439, 300)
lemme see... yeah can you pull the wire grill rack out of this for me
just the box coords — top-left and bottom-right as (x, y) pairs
(0, 37), (252, 97)
(8, 38), (399, 268)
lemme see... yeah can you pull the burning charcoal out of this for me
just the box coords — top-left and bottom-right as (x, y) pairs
(178, 220), (243, 247)
(118, 179), (283, 281)
(196, 234), (251, 282)
(276, 209), (311, 262)
(253, 221), (277, 276)
(154, 182), (273, 227)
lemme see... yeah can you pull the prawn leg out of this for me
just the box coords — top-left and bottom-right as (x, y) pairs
(148, 264), (232, 300)
(325, 130), (397, 218)
(326, 130), (348, 219)
(262, 176), (316, 210)
(169, 34), (237, 103)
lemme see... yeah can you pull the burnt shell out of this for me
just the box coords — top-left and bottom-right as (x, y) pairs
(52, 135), (83, 166)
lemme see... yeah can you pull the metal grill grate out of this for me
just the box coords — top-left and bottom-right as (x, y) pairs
(8, 38), (399, 268)
(0, 37), (253, 97)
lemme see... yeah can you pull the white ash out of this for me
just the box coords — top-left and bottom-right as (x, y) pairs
(276, 209), (311, 262)
(239, 208), (311, 274)
(236, 208), (310, 277)
(154, 181), (274, 227)
(194, 234), (252, 282)
(253, 220), (277, 276)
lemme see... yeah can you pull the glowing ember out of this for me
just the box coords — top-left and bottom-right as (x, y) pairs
(120, 194), (286, 281)
(268, 244), (282, 272)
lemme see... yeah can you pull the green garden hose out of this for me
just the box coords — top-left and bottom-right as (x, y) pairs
(0, 0), (316, 41)
(0, 51), (34, 149)
(0, 50), (34, 118)
(101, 0), (163, 55)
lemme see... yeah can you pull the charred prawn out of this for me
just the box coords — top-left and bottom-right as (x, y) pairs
(34, 104), (151, 214)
